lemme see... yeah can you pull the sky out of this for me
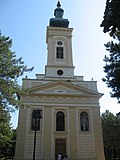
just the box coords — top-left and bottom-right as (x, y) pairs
(0, 0), (120, 128)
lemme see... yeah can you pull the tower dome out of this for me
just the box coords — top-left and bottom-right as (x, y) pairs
(49, 1), (69, 28)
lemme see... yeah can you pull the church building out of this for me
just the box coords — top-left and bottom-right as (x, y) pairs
(15, 1), (105, 160)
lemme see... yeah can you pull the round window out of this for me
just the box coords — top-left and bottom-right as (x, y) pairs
(57, 41), (62, 46)
(57, 70), (63, 75)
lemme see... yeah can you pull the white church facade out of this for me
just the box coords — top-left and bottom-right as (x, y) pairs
(15, 2), (105, 160)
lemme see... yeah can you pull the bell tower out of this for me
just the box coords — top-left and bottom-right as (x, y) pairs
(45, 1), (75, 78)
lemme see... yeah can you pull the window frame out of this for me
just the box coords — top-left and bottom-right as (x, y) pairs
(56, 111), (65, 131)
(56, 41), (64, 59)
(56, 47), (64, 59)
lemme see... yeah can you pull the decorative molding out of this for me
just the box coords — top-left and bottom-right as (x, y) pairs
(23, 95), (98, 104)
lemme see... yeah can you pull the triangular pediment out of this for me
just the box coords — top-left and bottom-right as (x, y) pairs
(28, 81), (102, 97)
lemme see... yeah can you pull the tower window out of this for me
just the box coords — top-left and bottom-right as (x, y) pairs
(80, 111), (89, 131)
(56, 47), (63, 59)
(56, 111), (65, 131)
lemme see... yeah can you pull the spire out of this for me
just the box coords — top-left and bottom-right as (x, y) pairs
(49, 1), (69, 28)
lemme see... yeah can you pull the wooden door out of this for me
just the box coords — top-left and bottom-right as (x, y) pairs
(55, 139), (66, 160)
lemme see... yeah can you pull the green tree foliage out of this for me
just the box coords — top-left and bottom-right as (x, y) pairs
(103, 39), (120, 102)
(9, 129), (16, 159)
(101, 110), (120, 159)
(0, 32), (33, 111)
(0, 32), (33, 159)
(100, 0), (120, 36)
(101, 0), (120, 102)
(0, 107), (16, 159)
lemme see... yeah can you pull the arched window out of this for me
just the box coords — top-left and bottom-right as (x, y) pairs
(56, 47), (63, 58)
(80, 111), (89, 131)
(56, 111), (65, 131)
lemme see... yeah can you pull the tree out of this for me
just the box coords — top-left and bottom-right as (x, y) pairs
(102, 39), (120, 102)
(101, 110), (120, 159)
(100, 0), (120, 102)
(9, 129), (16, 159)
(0, 106), (17, 159)
(100, 0), (120, 36)
(0, 32), (33, 159)
(0, 106), (13, 159)
(0, 32), (33, 111)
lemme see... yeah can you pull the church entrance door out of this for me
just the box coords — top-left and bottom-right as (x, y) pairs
(55, 139), (66, 160)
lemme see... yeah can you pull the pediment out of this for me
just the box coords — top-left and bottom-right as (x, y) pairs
(28, 81), (102, 97)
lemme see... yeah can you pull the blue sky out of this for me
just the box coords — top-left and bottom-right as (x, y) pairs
(1, 0), (120, 128)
